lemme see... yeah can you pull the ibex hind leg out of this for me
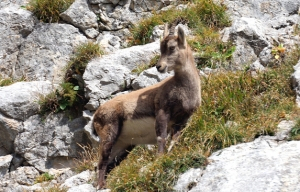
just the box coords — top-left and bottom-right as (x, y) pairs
(97, 122), (120, 189)
(107, 145), (135, 174)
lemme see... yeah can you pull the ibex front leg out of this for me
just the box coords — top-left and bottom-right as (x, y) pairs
(155, 109), (170, 154)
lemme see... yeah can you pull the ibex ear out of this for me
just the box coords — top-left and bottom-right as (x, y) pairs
(163, 23), (169, 39)
(178, 26), (186, 48)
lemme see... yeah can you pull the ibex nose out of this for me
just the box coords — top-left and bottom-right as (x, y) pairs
(156, 65), (161, 70)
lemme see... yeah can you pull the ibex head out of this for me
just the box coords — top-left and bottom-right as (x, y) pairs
(156, 23), (187, 73)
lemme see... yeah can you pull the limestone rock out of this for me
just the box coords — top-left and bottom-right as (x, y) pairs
(291, 59), (300, 107)
(60, 0), (98, 35)
(97, 33), (121, 53)
(130, 0), (167, 12)
(0, 5), (35, 79)
(67, 184), (96, 192)
(0, 81), (54, 120)
(221, 0), (300, 69)
(131, 67), (173, 90)
(0, 114), (22, 156)
(61, 170), (94, 189)
(0, 0), (29, 8)
(0, 155), (13, 177)
(16, 23), (87, 83)
(83, 110), (99, 148)
(173, 168), (203, 192)
(14, 114), (88, 172)
(188, 137), (300, 192)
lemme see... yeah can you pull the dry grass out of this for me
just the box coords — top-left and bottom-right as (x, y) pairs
(73, 144), (100, 173)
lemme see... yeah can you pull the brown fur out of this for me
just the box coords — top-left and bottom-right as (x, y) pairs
(93, 25), (201, 189)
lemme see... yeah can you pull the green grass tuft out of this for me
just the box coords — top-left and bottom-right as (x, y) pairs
(27, 0), (74, 23)
(129, 0), (232, 68)
(35, 172), (54, 183)
(0, 75), (27, 87)
(290, 118), (300, 140)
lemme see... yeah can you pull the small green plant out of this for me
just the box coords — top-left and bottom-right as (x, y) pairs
(271, 43), (286, 62)
(38, 82), (78, 116)
(35, 172), (54, 183)
(27, 0), (74, 23)
(290, 119), (300, 140)
(0, 77), (14, 86)
(38, 42), (102, 117)
(0, 75), (27, 87)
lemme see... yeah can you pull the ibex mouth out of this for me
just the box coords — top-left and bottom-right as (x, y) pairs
(157, 65), (168, 73)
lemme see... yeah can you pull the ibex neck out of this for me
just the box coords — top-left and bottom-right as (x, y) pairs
(174, 52), (200, 87)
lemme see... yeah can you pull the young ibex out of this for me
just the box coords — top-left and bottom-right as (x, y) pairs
(93, 24), (201, 189)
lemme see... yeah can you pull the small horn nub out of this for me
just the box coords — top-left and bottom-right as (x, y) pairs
(169, 23), (176, 36)
(163, 23), (169, 39)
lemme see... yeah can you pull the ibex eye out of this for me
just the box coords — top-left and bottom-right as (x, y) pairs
(169, 46), (175, 51)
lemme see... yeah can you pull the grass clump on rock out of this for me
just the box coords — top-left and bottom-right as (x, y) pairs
(27, 0), (74, 23)
(38, 42), (102, 117)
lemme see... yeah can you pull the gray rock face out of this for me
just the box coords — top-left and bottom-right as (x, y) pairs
(223, 0), (300, 22)
(174, 168), (203, 192)
(0, 0), (28, 8)
(14, 114), (88, 172)
(132, 67), (173, 90)
(130, 0), (166, 12)
(16, 23), (87, 83)
(0, 155), (13, 177)
(0, 114), (22, 156)
(0, 166), (41, 192)
(61, 170), (94, 188)
(291, 59), (300, 107)
(0, 81), (54, 120)
(97, 33), (121, 53)
(83, 41), (160, 110)
(60, 0), (99, 36)
(185, 137), (300, 192)
(221, 0), (300, 69)
(0, 5), (35, 79)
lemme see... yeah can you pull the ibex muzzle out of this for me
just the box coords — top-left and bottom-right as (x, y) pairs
(93, 23), (201, 189)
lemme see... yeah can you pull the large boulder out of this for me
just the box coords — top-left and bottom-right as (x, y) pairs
(0, 166), (41, 192)
(187, 138), (300, 192)
(15, 23), (87, 83)
(60, 0), (99, 38)
(0, 155), (13, 177)
(0, 81), (53, 155)
(291, 59), (300, 107)
(175, 120), (299, 192)
(220, 0), (300, 69)
(0, 5), (35, 79)
(14, 114), (89, 172)
(0, 81), (54, 120)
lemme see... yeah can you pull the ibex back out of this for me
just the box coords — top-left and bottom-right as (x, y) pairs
(93, 24), (201, 189)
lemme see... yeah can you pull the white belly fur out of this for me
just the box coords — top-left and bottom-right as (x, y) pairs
(119, 117), (157, 145)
